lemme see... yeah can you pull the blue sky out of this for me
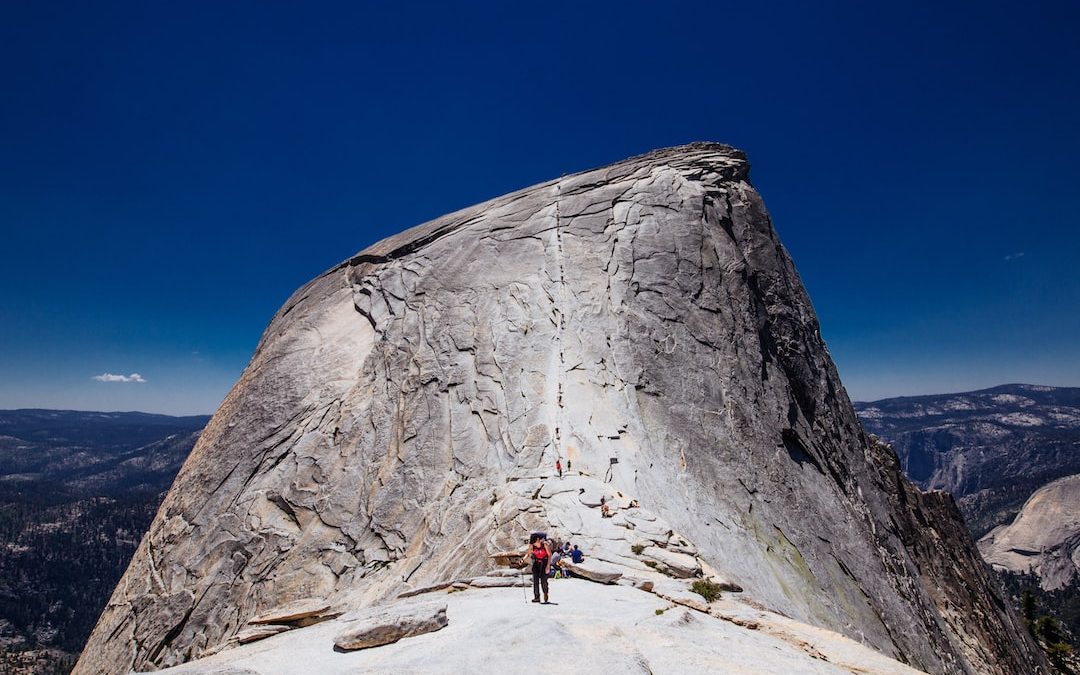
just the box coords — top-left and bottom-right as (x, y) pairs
(1, 1), (1077, 415)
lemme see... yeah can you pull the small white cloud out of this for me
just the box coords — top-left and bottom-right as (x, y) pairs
(93, 372), (147, 383)
(1004, 252), (1026, 261)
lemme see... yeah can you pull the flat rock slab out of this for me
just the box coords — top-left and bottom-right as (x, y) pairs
(249, 599), (334, 626)
(232, 624), (291, 645)
(563, 561), (622, 584)
(151, 582), (924, 675)
(641, 546), (700, 578)
(651, 579), (714, 613)
(157, 666), (260, 675)
(468, 576), (521, 588)
(334, 601), (448, 651)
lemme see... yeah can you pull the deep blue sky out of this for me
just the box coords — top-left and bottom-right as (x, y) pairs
(2, 2), (1077, 415)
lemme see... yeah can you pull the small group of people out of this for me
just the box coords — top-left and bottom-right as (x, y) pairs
(549, 539), (584, 578)
(521, 532), (585, 604)
(600, 495), (638, 518)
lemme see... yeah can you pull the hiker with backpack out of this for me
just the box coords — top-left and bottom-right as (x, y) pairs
(521, 532), (552, 603)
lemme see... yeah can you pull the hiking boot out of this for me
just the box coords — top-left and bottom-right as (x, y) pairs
(532, 598), (540, 603)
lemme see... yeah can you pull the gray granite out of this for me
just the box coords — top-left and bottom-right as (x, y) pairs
(78, 143), (1043, 675)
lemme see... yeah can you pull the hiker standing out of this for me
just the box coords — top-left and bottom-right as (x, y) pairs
(555, 459), (562, 478)
(521, 533), (552, 603)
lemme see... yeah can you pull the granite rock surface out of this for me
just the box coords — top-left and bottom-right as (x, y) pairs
(979, 474), (1080, 590)
(149, 580), (925, 675)
(75, 143), (1043, 675)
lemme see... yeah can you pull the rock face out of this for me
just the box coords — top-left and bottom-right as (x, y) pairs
(75, 143), (1043, 674)
(979, 474), (1080, 590)
(855, 384), (1080, 537)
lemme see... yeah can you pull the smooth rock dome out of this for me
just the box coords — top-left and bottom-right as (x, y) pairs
(75, 143), (1042, 674)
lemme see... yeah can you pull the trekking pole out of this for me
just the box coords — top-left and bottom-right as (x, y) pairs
(521, 565), (529, 604)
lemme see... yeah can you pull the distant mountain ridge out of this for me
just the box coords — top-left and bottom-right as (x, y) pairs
(0, 409), (209, 500)
(854, 384), (1080, 536)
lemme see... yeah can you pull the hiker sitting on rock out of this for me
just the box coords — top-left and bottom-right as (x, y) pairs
(522, 532), (552, 603)
(549, 549), (563, 578)
(570, 544), (584, 564)
(600, 496), (612, 518)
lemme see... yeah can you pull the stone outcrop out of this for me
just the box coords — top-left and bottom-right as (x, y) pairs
(75, 143), (1044, 674)
(333, 601), (447, 651)
(247, 599), (335, 626)
(231, 625), (290, 645)
(979, 474), (1080, 590)
(563, 561), (622, 584)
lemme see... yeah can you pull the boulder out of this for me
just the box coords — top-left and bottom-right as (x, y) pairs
(563, 561), (622, 584)
(334, 601), (448, 651)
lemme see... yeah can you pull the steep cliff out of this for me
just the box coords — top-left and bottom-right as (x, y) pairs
(75, 143), (1043, 674)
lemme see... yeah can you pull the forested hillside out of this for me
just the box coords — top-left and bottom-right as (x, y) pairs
(0, 410), (206, 674)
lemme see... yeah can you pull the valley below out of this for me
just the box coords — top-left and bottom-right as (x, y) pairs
(0, 410), (208, 674)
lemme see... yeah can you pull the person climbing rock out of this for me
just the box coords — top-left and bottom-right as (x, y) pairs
(521, 532), (552, 603)
(555, 458), (562, 478)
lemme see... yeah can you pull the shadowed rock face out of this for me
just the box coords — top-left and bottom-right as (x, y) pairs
(75, 144), (1043, 674)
